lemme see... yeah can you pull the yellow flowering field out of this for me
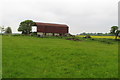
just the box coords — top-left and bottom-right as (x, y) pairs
(77, 35), (120, 39)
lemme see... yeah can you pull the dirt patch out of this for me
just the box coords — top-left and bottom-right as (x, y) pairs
(66, 38), (81, 41)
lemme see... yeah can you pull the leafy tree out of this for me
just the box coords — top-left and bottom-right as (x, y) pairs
(0, 26), (5, 34)
(18, 20), (35, 34)
(110, 26), (120, 39)
(5, 27), (12, 34)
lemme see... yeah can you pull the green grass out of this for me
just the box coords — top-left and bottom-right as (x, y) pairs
(0, 35), (2, 79)
(2, 35), (118, 78)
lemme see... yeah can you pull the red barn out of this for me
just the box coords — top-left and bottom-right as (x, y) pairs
(35, 22), (69, 36)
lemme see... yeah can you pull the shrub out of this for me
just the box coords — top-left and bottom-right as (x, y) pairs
(30, 32), (37, 36)
(84, 35), (91, 38)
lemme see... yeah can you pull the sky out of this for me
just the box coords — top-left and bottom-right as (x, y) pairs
(0, 0), (119, 34)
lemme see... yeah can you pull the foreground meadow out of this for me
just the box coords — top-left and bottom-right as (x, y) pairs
(2, 35), (118, 78)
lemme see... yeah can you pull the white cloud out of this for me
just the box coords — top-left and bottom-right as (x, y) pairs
(0, 0), (119, 34)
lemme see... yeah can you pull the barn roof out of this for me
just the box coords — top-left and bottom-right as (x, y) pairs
(35, 22), (68, 28)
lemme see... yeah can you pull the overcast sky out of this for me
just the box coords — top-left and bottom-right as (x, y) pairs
(0, 0), (119, 34)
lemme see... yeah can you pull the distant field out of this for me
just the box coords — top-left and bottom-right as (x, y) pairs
(2, 35), (118, 78)
(77, 35), (120, 39)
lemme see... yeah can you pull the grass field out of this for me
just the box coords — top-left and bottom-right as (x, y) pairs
(77, 35), (120, 39)
(2, 35), (118, 78)
(0, 35), (2, 79)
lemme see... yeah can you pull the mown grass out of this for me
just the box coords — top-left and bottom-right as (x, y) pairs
(2, 35), (118, 78)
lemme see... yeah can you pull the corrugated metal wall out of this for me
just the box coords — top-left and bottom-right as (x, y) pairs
(36, 22), (69, 33)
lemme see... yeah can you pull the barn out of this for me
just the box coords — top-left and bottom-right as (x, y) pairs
(34, 22), (69, 36)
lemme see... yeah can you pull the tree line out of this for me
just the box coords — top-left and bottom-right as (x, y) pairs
(0, 26), (12, 34)
(78, 26), (120, 40)
(78, 33), (114, 36)
(0, 20), (120, 40)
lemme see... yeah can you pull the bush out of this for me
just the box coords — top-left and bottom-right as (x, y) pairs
(30, 32), (37, 36)
(12, 34), (24, 36)
(84, 35), (91, 38)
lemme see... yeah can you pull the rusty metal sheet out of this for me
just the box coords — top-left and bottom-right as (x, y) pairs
(36, 22), (69, 33)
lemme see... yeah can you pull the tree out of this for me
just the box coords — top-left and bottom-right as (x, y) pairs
(110, 26), (120, 39)
(0, 26), (5, 34)
(18, 20), (35, 34)
(5, 27), (12, 34)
